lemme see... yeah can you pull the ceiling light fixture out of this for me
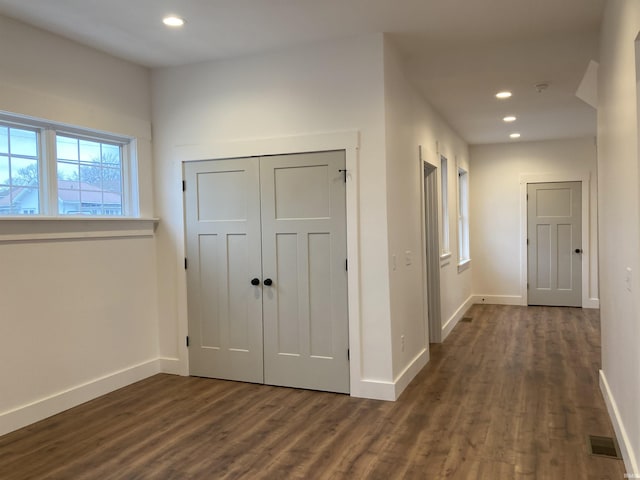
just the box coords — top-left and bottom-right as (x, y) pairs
(503, 116), (517, 122)
(163, 15), (185, 27)
(496, 91), (512, 99)
(510, 133), (521, 139)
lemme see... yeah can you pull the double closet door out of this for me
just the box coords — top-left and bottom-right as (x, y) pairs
(184, 151), (349, 394)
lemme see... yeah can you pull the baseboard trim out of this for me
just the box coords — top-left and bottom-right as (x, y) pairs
(584, 298), (600, 309)
(0, 359), (161, 437)
(393, 348), (429, 400)
(600, 370), (638, 475)
(442, 295), (474, 341)
(159, 357), (183, 375)
(471, 295), (524, 306)
(351, 378), (396, 401)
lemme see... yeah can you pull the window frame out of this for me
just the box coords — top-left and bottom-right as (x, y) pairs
(0, 111), (137, 218)
(457, 165), (471, 271)
(440, 155), (451, 259)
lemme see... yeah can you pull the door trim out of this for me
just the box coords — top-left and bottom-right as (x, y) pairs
(419, 146), (441, 344)
(519, 172), (597, 308)
(177, 131), (372, 396)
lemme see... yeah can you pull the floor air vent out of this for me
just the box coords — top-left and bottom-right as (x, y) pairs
(461, 317), (473, 323)
(588, 435), (622, 459)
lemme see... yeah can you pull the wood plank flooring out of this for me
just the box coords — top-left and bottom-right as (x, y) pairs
(0, 305), (625, 479)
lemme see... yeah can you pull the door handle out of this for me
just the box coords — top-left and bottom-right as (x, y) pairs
(250, 278), (260, 286)
(264, 278), (273, 286)
(575, 248), (583, 254)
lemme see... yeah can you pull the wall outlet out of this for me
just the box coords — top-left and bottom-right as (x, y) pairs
(405, 250), (412, 266)
(626, 267), (632, 292)
(392, 254), (397, 271)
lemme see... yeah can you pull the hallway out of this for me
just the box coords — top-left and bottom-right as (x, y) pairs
(0, 305), (624, 479)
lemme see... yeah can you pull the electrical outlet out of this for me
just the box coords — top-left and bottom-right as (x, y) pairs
(626, 267), (632, 292)
(405, 250), (412, 266)
(392, 254), (397, 271)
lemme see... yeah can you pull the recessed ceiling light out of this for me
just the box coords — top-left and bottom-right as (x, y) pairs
(496, 91), (512, 99)
(163, 15), (185, 27)
(510, 133), (521, 139)
(503, 116), (517, 122)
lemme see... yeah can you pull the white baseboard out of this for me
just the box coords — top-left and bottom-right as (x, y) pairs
(471, 295), (524, 306)
(584, 298), (600, 309)
(0, 359), (161, 437)
(350, 347), (428, 402)
(393, 348), (429, 400)
(350, 378), (396, 401)
(600, 370), (638, 475)
(159, 357), (183, 375)
(442, 295), (474, 341)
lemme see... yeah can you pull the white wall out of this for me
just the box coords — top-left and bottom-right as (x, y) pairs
(151, 35), (399, 398)
(383, 38), (472, 385)
(596, 0), (640, 473)
(0, 15), (159, 435)
(469, 138), (599, 307)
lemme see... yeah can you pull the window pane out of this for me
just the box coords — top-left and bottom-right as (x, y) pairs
(56, 136), (79, 161)
(11, 158), (39, 186)
(0, 155), (9, 186)
(102, 144), (121, 166)
(0, 127), (8, 154)
(58, 160), (79, 183)
(79, 139), (100, 164)
(79, 164), (103, 191)
(102, 167), (122, 193)
(10, 128), (38, 157)
(14, 187), (39, 215)
(56, 134), (123, 216)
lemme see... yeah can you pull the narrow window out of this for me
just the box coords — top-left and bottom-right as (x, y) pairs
(457, 167), (470, 267)
(440, 155), (450, 256)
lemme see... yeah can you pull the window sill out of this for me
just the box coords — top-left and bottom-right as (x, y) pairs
(0, 217), (159, 243)
(457, 259), (471, 273)
(440, 252), (451, 267)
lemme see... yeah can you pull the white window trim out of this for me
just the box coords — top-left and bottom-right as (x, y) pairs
(0, 216), (158, 243)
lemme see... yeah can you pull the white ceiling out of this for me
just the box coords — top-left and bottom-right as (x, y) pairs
(0, 0), (605, 145)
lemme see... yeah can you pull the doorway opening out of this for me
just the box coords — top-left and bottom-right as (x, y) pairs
(422, 160), (442, 343)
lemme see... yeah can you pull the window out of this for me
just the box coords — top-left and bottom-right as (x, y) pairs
(56, 135), (123, 216)
(0, 126), (40, 215)
(0, 112), (135, 217)
(457, 167), (470, 268)
(440, 155), (450, 257)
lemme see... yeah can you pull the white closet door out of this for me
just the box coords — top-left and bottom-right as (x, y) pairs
(184, 158), (264, 383)
(260, 151), (349, 393)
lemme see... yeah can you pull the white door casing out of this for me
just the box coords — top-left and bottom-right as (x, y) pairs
(527, 182), (582, 307)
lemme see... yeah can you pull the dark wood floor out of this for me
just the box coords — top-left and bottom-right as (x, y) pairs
(0, 305), (625, 479)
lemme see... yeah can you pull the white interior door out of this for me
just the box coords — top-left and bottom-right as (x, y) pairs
(185, 151), (349, 394)
(184, 158), (264, 383)
(260, 151), (349, 394)
(527, 182), (582, 307)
